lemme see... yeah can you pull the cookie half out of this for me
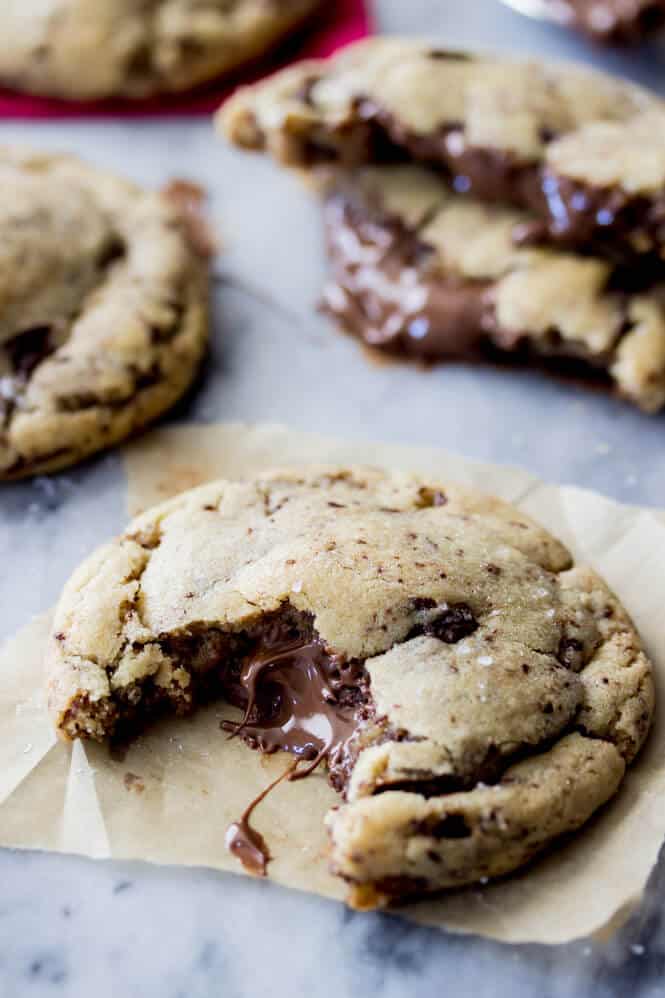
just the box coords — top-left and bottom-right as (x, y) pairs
(0, 0), (322, 100)
(0, 149), (209, 480)
(322, 166), (665, 412)
(46, 466), (655, 908)
(220, 38), (665, 259)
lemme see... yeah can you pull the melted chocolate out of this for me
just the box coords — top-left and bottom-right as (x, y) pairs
(281, 94), (665, 259)
(224, 761), (296, 876)
(321, 191), (492, 360)
(221, 621), (368, 875)
(321, 184), (647, 388)
(355, 103), (665, 257)
(225, 639), (361, 775)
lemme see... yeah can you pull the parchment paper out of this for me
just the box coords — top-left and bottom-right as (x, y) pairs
(2, 422), (665, 945)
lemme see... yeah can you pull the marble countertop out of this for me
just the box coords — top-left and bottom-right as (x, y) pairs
(1, 3), (665, 996)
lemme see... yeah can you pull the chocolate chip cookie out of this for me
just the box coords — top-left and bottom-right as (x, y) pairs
(0, 0), (321, 100)
(46, 467), (655, 908)
(0, 148), (209, 480)
(220, 39), (665, 408)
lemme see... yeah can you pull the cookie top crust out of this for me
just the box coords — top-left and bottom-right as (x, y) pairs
(0, 0), (321, 100)
(0, 148), (209, 480)
(222, 37), (656, 163)
(46, 466), (654, 906)
(220, 39), (665, 256)
(322, 166), (665, 412)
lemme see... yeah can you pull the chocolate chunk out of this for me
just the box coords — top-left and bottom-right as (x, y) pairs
(411, 597), (437, 610)
(428, 50), (474, 61)
(5, 326), (54, 377)
(430, 813), (472, 839)
(558, 637), (585, 670)
(423, 603), (479, 644)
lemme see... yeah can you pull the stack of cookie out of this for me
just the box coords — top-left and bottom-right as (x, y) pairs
(221, 38), (665, 412)
(0, 13), (661, 912)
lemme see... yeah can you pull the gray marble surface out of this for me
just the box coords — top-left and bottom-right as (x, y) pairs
(1, 2), (665, 996)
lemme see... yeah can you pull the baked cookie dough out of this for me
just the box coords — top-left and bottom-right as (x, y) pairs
(46, 466), (655, 908)
(322, 166), (665, 412)
(220, 38), (665, 259)
(0, 149), (209, 480)
(0, 0), (321, 100)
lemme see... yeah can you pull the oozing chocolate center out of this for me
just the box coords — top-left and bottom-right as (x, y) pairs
(285, 94), (665, 259)
(321, 180), (665, 399)
(224, 638), (361, 774)
(321, 189), (493, 360)
(215, 620), (368, 875)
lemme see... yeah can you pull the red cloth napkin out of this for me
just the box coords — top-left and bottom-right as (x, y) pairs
(0, 0), (373, 118)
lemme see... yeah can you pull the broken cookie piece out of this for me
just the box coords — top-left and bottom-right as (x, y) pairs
(220, 38), (665, 259)
(46, 466), (655, 908)
(321, 166), (665, 412)
(0, 147), (209, 480)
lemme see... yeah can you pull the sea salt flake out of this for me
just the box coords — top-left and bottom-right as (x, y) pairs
(0, 376), (16, 400)
(291, 579), (303, 593)
(477, 655), (493, 667)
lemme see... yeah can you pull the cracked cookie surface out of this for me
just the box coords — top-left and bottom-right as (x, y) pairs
(46, 466), (655, 907)
(0, 0), (321, 100)
(321, 166), (665, 412)
(0, 148), (209, 480)
(220, 37), (665, 258)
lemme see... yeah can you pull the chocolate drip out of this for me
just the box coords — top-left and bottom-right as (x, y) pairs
(224, 761), (296, 877)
